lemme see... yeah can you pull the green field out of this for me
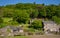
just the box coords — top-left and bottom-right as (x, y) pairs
(3, 18), (12, 22)
(0, 36), (28, 38)
(9, 36), (28, 38)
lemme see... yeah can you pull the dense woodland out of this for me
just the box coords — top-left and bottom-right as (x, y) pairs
(0, 3), (60, 29)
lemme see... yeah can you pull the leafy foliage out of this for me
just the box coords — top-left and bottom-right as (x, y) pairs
(0, 23), (6, 28)
(13, 10), (30, 24)
(30, 19), (42, 29)
(0, 3), (60, 28)
(52, 16), (60, 24)
(0, 17), (3, 24)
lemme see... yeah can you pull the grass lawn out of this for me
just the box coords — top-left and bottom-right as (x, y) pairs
(3, 18), (12, 22)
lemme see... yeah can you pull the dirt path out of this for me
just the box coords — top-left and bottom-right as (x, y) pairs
(28, 35), (60, 38)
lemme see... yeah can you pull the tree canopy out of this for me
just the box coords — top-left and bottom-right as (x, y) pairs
(0, 3), (60, 24)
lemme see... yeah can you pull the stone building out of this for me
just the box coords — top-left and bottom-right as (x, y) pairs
(0, 26), (24, 36)
(43, 21), (60, 35)
(9, 26), (24, 36)
(0, 26), (9, 36)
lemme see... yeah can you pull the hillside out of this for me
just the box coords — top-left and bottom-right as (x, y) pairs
(0, 3), (60, 37)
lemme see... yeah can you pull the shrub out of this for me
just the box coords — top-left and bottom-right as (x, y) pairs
(0, 17), (3, 24)
(0, 23), (6, 28)
(30, 19), (43, 29)
(52, 16), (60, 24)
(13, 12), (30, 24)
(9, 21), (18, 25)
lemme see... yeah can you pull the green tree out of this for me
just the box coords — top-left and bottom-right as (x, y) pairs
(0, 17), (3, 24)
(52, 16), (60, 24)
(30, 19), (42, 29)
(13, 10), (30, 24)
(46, 5), (56, 18)
(0, 17), (4, 28)
(30, 9), (39, 18)
(37, 6), (46, 18)
(4, 9), (14, 17)
(55, 5), (60, 17)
